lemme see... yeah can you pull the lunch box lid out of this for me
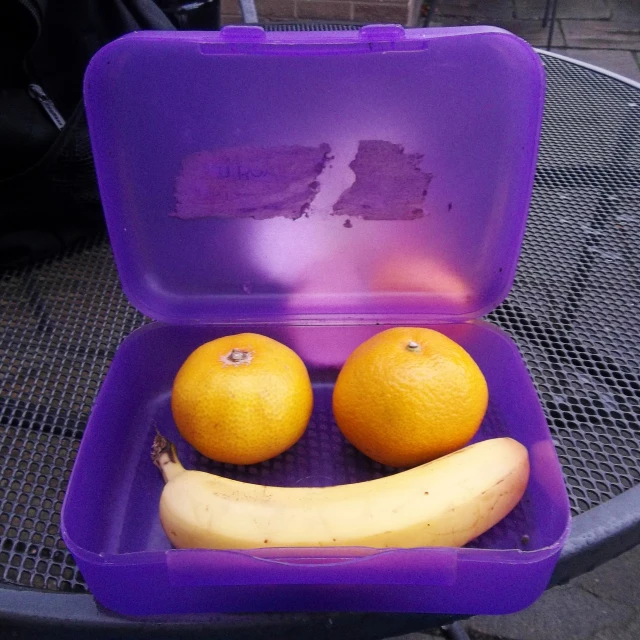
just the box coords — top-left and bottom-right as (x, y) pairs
(83, 25), (545, 325)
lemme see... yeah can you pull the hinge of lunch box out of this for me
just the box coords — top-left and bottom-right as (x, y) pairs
(359, 25), (405, 40)
(358, 25), (427, 51)
(220, 25), (266, 41)
(217, 24), (426, 52)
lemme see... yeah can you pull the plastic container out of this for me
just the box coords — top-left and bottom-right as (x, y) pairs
(61, 25), (571, 617)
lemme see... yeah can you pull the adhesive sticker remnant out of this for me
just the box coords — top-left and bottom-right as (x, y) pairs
(172, 144), (331, 220)
(332, 141), (432, 220)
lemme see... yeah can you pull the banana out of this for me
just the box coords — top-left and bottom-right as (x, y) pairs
(152, 434), (529, 550)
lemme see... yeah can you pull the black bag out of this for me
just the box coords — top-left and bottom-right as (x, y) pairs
(0, 0), (175, 268)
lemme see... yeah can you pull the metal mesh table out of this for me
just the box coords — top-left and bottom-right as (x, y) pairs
(1, 49), (639, 638)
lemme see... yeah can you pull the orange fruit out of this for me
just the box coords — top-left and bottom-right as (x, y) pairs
(332, 327), (488, 467)
(171, 333), (313, 465)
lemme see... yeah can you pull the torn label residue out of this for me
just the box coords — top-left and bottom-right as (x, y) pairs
(332, 140), (432, 220)
(172, 144), (331, 220)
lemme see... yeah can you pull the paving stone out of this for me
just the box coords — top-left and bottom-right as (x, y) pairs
(508, 18), (566, 46)
(608, 0), (640, 22)
(551, 48), (640, 81)
(515, 0), (611, 21)
(575, 542), (640, 611)
(428, 14), (566, 47)
(431, 0), (515, 20)
(592, 615), (640, 640)
(561, 19), (640, 50)
(464, 582), (636, 640)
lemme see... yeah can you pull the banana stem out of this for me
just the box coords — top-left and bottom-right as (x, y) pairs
(152, 432), (186, 483)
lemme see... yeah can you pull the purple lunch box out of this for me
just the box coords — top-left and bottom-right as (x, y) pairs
(61, 25), (571, 617)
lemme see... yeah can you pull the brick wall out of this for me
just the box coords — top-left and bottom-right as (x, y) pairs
(221, 0), (420, 27)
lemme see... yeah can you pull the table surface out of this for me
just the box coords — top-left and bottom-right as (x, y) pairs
(1, 48), (639, 639)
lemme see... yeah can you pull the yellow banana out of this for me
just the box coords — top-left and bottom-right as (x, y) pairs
(152, 435), (529, 550)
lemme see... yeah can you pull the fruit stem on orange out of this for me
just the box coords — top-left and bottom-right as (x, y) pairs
(222, 348), (253, 366)
(406, 341), (421, 353)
